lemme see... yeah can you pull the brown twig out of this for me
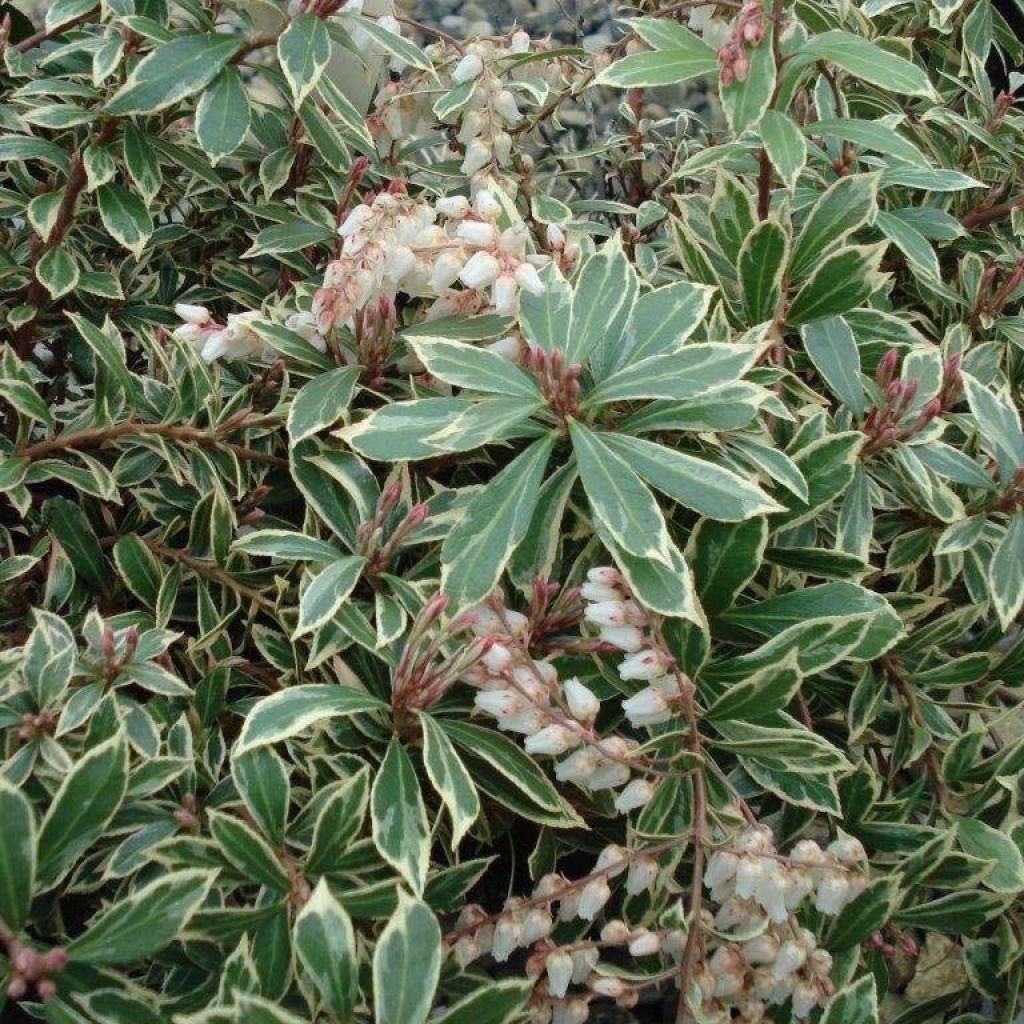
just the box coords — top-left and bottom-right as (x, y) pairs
(961, 193), (1024, 230)
(14, 8), (95, 52)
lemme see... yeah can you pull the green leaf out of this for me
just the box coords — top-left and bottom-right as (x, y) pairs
(407, 336), (540, 399)
(957, 817), (1024, 893)
(373, 895), (441, 1024)
(343, 398), (477, 461)
(721, 29), (776, 134)
(233, 748), (290, 846)
(895, 889), (1008, 931)
(807, 117), (927, 166)
(687, 516), (768, 616)
(441, 435), (554, 607)
(819, 974), (878, 1024)
(354, 14), (433, 72)
(36, 732), (128, 889)
(196, 66), (251, 163)
(66, 313), (132, 395)
(799, 31), (934, 98)
(420, 713), (480, 850)
(787, 244), (886, 325)
(288, 366), (360, 445)
(790, 173), (880, 279)
(294, 556), (365, 638)
(68, 869), (215, 964)
(433, 979), (535, 1024)
(372, 739), (430, 895)
(989, 514), (1024, 631)
(738, 218), (788, 323)
(601, 433), (783, 521)
(586, 343), (761, 405)
(243, 218), (334, 258)
(759, 109), (807, 189)
(0, 779), (35, 933)
(620, 280), (714, 366)
(36, 245), (79, 298)
(704, 654), (802, 721)
(801, 316), (867, 416)
(234, 530), (343, 563)
(307, 768), (370, 874)
(604, 531), (702, 623)
(278, 13), (331, 109)
(570, 421), (672, 564)
(595, 22), (716, 88)
(438, 719), (584, 827)
(567, 234), (638, 375)
(112, 534), (162, 605)
(122, 124), (163, 204)
(827, 875), (903, 951)
(209, 811), (290, 890)
(23, 611), (76, 707)
(105, 34), (242, 115)
(294, 880), (359, 1020)
(519, 263), (572, 353)
(234, 685), (384, 755)
(96, 183), (153, 257)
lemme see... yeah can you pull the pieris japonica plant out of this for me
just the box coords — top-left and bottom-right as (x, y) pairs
(2, 0), (1024, 1022)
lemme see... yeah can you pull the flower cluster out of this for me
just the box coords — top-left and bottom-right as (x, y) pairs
(696, 827), (869, 1021)
(459, 588), (659, 811)
(452, 843), (663, 1023)
(313, 184), (547, 334)
(581, 567), (688, 730)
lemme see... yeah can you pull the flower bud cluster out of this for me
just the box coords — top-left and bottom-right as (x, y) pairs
(717, 1), (767, 86)
(4, 940), (67, 1003)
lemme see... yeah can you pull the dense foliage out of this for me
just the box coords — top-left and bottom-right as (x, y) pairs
(1, 1), (1024, 1023)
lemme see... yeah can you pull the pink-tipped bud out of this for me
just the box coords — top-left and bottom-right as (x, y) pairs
(404, 503), (429, 528)
(36, 979), (57, 1001)
(876, 347), (900, 386)
(6, 977), (27, 1000)
(42, 948), (68, 973)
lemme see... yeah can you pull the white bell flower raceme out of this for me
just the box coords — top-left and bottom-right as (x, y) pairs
(628, 930), (662, 956)
(452, 52), (484, 84)
(563, 677), (600, 723)
(576, 877), (611, 920)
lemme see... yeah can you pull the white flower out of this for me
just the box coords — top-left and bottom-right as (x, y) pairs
(525, 725), (580, 756)
(621, 686), (671, 728)
(564, 678), (599, 723)
(771, 939), (807, 979)
(625, 855), (659, 895)
(587, 566), (622, 588)
(629, 930), (662, 956)
(600, 919), (630, 944)
(521, 906), (552, 944)
(580, 581), (621, 603)
(174, 302), (210, 325)
(492, 273), (518, 315)
(494, 89), (521, 123)
(510, 29), (531, 53)
(827, 834), (866, 865)
(461, 138), (491, 175)
(814, 871), (851, 915)
(435, 195), (470, 218)
(589, 976), (627, 997)
(482, 643), (513, 673)
(491, 915), (521, 962)
(577, 878), (611, 920)
(485, 335), (521, 360)
(546, 951), (574, 998)
(791, 980), (820, 1019)
(474, 688), (523, 719)
(742, 933), (780, 966)
(456, 219), (498, 248)
(584, 600), (631, 628)
(734, 855), (767, 900)
(614, 778), (654, 813)
(619, 648), (669, 680)
(555, 748), (600, 787)
(704, 850), (739, 893)
(473, 190), (501, 219)
(599, 625), (645, 653)
(595, 844), (628, 877)
(515, 261), (545, 295)
(498, 708), (548, 735)
(460, 250), (501, 289)
(452, 52), (484, 84)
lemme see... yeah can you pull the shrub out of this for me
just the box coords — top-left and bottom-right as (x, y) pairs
(1, 1), (1023, 1023)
